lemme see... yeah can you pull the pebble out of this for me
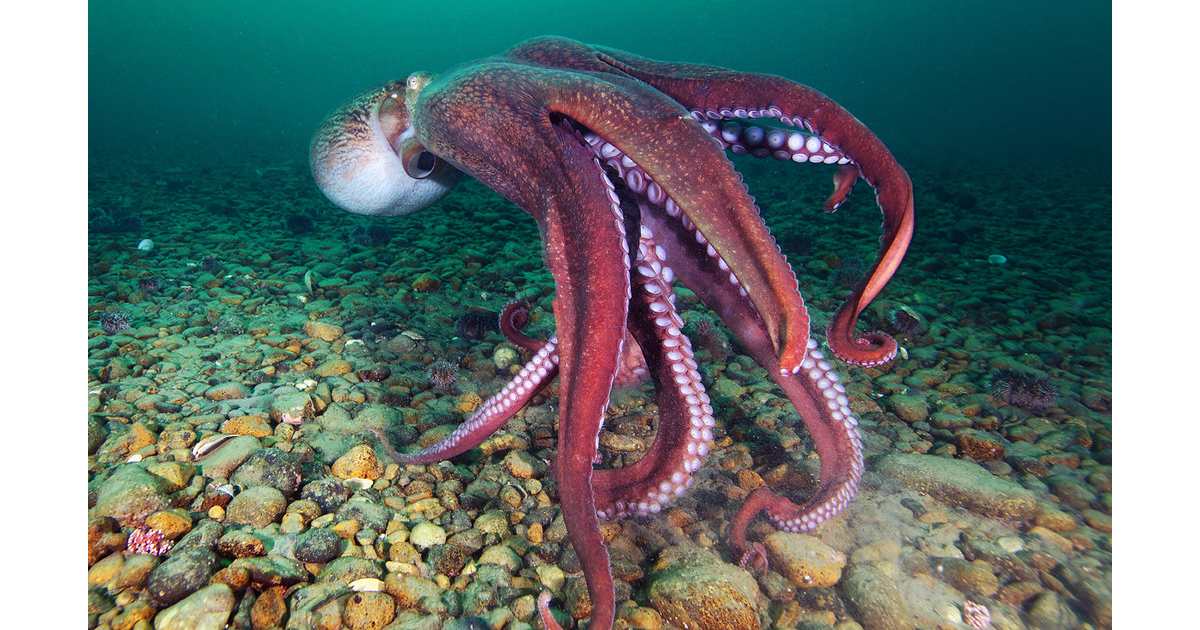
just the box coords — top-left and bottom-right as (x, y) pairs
(302, 477), (352, 513)
(536, 565), (565, 592)
(887, 393), (930, 423)
(478, 544), (522, 573)
(305, 320), (345, 342)
(877, 453), (1037, 520)
(955, 429), (1006, 461)
(474, 511), (510, 537)
(153, 584), (235, 630)
(332, 444), (384, 480)
(220, 415), (272, 437)
(145, 509), (192, 539)
(197, 435), (261, 479)
(144, 460), (194, 492)
(1034, 504), (1078, 532)
(270, 391), (314, 424)
(196, 574), (240, 606)
(841, 563), (914, 630)
(501, 450), (538, 479)
(146, 547), (218, 607)
(996, 536), (1024, 554)
(113, 553), (158, 591)
(91, 464), (170, 527)
(225, 485), (286, 527)
(1027, 591), (1079, 627)
(939, 558), (999, 597)
(336, 496), (392, 532)
(204, 381), (249, 401)
(231, 447), (303, 496)
(493, 345), (518, 370)
(344, 591), (397, 629)
(229, 554), (309, 589)
(763, 532), (846, 588)
(216, 530), (265, 558)
(645, 545), (762, 630)
(316, 358), (353, 377)
(409, 522), (447, 550)
(88, 551), (125, 587)
(281, 511), (305, 534)
(318, 556), (385, 584)
(1082, 508), (1112, 532)
(385, 573), (443, 610)
(250, 585), (288, 629)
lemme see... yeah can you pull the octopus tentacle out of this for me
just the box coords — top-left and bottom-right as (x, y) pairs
(499, 300), (546, 352)
(539, 152), (630, 630)
(416, 73), (656, 628)
(730, 338), (864, 568)
(631, 170), (864, 566)
(699, 119), (860, 212)
(387, 338), (559, 465)
(587, 48), (914, 368)
(501, 300), (651, 389)
(573, 118), (811, 375)
(594, 220), (716, 519)
(707, 119), (854, 166)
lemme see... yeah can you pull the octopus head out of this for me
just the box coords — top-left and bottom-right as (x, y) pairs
(310, 73), (458, 216)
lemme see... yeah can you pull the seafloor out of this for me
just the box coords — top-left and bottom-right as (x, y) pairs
(87, 157), (1111, 630)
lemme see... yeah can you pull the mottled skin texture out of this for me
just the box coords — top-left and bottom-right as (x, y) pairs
(311, 37), (913, 630)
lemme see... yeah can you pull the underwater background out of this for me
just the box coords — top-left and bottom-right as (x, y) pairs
(88, 1), (1112, 629)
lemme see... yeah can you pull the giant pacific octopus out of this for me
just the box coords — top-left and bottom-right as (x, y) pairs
(310, 37), (913, 629)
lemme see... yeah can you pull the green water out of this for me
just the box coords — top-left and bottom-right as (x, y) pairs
(90, 0), (1110, 171)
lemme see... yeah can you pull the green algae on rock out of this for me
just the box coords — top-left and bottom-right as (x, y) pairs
(646, 545), (764, 630)
(877, 453), (1037, 520)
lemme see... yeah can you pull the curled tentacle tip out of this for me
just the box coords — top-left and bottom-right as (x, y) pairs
(537, 591), (563, 630)
(738, 542), (770, 574)
(828, 327), (898, 368)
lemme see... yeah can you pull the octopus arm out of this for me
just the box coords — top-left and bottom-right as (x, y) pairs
(594, 47), (914, 368)
(416, 69), (643, 629)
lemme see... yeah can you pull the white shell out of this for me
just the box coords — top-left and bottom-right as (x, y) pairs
(349, 578), (385, 592)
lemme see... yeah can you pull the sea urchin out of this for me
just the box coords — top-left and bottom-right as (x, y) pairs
(992, 369), (1058, 412)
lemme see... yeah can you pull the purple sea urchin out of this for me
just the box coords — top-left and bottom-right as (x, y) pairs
(98, 311), (132, 335)
(427, 359), (459, 393)
(992, 369), (1058, 411)
(137, 277), (161, 294)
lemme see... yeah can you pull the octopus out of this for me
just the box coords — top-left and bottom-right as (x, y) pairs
(310, 37), (913, 629)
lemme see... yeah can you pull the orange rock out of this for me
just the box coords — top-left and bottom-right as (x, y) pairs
(221, 415), (272, 438)
(251, 585), (287, 629)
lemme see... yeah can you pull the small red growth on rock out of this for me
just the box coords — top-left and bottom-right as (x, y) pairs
(126, 527), (173, 557)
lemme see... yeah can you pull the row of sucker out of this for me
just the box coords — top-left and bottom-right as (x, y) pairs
(691, 105), (849, 160)
(690, 105), (901, 369)
(394, 338), (559, 464)
(584, 126), (812, 376)
(701, 117), (852, 165)
(582, 131), (760, 300)
(580, 120), (634, 460)
(596, 223), (716, 520)
(769, 337), (865, 531)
